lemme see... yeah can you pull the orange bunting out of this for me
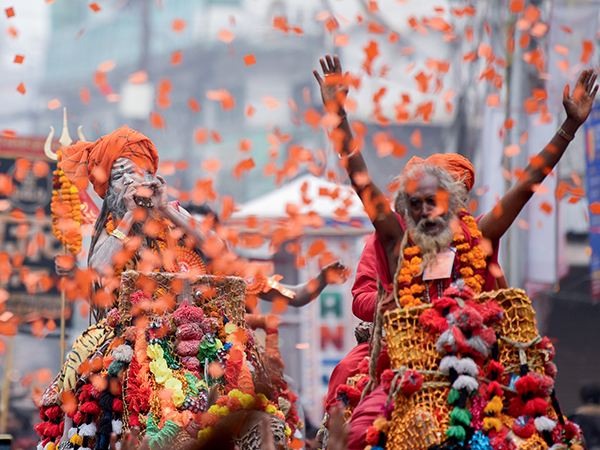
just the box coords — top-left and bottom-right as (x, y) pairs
(5, 7), (14, 18)
(16, 82), (25, 95)
(89, 3), (100, 12)
(243, 54), (256, 66)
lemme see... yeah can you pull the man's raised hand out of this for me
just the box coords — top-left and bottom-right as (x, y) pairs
(313, 55), (348, 112)
(563, 69), (598, 126)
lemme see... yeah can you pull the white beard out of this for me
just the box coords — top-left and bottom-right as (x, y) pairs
(405, 214), (455, 269)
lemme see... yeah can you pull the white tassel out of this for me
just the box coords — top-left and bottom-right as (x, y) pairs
(436, 329), (456, 353)
(465, 335), (491, 357)
(439, 356), (459, 374)
(37, 442), (44, 450)
(452, 375), (479, 393)
(455, 357), (479, 376)
(80, 447), (92, 450)
(113, 345), (134, 363)
(111, 419), (123, 435)
(67, 427), (78, 439)
(534, 416), (556, 432)
(115, 442), (121, 450)
(78, 422), (97, 437)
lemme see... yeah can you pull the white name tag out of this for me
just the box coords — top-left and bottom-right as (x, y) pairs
(423, 248), (456, 281)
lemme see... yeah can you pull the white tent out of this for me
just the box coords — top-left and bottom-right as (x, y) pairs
(228, 173), (372, 233)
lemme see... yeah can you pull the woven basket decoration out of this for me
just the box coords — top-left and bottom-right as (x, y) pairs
(117, 271), (247, 329)
(476, 288), (546, 376)
(383, 305), (450, 450)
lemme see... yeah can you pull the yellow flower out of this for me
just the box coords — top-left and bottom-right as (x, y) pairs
(165, 377), (185, 407)
(149, 357), (171, 384)
(239, 394), (256, 409)
(257, 393), (269, 403)
(214, 406), (230, 418)
(197, 427), (214, 443)
(266, 404), (277, 415)
(285, 425), (292, 437)
(147, 343), (164, 360)
(228, 389), (242, 399)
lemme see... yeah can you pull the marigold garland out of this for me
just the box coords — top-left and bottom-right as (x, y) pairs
(51, 150), (83, 255)
(396, 209), (487, 307)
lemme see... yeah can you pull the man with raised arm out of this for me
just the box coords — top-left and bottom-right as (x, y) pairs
(314, 55), (597, 449)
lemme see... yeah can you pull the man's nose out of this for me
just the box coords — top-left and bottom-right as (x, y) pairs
(422, 202), (435, 217)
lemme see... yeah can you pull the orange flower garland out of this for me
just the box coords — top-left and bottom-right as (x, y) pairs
(51, 151), (83, 255)
(396, 210), (487, 307)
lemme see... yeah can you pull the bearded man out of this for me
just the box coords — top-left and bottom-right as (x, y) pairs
(314, 55), (598, 449)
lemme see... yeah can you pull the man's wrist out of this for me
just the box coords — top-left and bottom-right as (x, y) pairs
(561, 117), (580, 136)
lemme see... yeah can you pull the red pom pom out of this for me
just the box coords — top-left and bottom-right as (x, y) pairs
(79, 401), (101, 415)
(476, 327), (497, 347)
(176, 340), (201, 357)
(366, 426), (380, 445)
(34, 421), (48, 437)
(112, 398), (123, 412)
(336, 385), (362, 407)
(380, 369), (396, 391)
(537, 336), (555, 360)
(173, 301), (204, 325)
(357, 357), (370, 374)
(432, 296), (458, 313)
(355, 375), (369, 392)
(522, 398), (548, 416)
(73, 412), (83, 425)
(176, 323), (203, 341)
(486, 361), (505, 380)
(507, 396), (526, 417)
(453, 305), (484, 331)
(443, 283), (475, 300)
(129, 415), (140, 428)
(515, 375), (542, 395)
(400, 370), (423, 395)
(482, 380), (503, 400)
(182, 356), (201, 372)
(544, 362), (557, 378)
(45, 406), (62, 420)
(512, 415), (536, 438)
(419, 309), (448, 334)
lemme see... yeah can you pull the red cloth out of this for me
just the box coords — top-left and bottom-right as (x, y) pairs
(59, 125), (159, 199)
(348, 387), (389, 450)
(325, 342), (369, 411)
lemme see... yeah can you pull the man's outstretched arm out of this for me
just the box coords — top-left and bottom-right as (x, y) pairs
(314, 55), (402, 277)
(479, 70), (598, 245)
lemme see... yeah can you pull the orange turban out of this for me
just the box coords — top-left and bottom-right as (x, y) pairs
(405, 153), (475, 192)
(59, 126), (159, 199)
